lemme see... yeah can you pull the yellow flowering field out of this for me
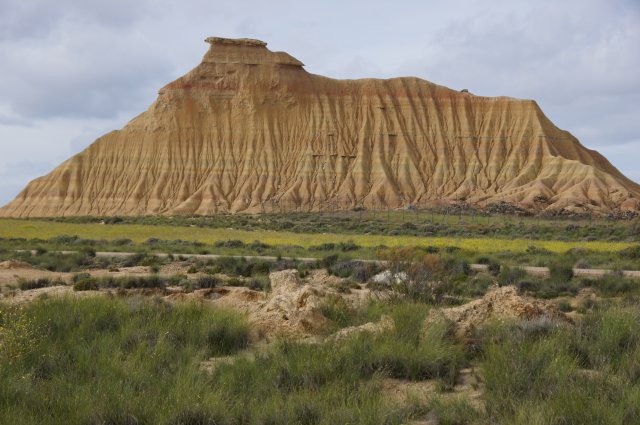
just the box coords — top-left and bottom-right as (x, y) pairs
(0, 218), (633, 253)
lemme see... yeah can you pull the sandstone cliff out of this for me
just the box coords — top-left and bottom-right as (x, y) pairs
(2, 36), (639, 217)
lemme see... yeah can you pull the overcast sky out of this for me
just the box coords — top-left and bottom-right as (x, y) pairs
(1, 0), (639, 204)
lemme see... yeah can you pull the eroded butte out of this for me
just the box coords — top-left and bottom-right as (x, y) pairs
(2, 37), (639, 217)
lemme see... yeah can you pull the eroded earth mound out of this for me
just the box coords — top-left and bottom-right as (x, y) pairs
(427, 285), (571, 337)
(2, 36), (639, 216)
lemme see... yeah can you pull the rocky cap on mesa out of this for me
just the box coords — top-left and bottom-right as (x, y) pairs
(202, 36), (304, 66)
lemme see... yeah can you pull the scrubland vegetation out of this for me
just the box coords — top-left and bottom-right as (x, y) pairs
(2, 287), (640, 423)
(0, 216), (637, 255)
(0, 232), (639, 274)
(2, 213), (640, 423)
(42, 210), (640, 242)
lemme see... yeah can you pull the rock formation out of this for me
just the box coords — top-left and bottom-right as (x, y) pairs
(426, 285), (571, 338)
(2, 36), (639, 217)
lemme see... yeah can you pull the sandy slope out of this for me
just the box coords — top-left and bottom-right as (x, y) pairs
(2, 37), (639, 217)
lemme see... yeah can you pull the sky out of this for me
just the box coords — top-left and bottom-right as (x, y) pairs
(1, 0), (639, 204)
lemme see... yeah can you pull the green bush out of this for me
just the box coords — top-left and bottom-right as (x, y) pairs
(585, 274), (640, 297)
(0, 297), (251, 424)
(338, 240), (361, 252)
(549, 261), (575, 282)
(18, 278), (60, 290)
(618, 245), (640, 259)
(498, 267), (526, 286)
(320, 296), (360, 329)
(73, 278), (99, 291)
(71, 272), (91, 283)
(309, 243), (336, 251)
(479, 311), (640, 424)
(328, 261), (381, 282)
(196, 275), (220, 289)
(487, 260), (501, 276)
(214, 239), (246, 249)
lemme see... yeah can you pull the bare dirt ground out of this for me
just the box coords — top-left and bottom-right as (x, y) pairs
(0, 260), (195, 289)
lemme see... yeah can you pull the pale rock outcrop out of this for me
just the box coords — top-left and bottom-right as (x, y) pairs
(426, 285), (570, 337)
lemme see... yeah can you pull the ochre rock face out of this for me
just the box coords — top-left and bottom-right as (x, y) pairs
(2, 37), (639, 217)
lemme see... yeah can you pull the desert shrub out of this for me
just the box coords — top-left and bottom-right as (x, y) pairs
(380, 248), (450, 302)
(121, 253), (164, 268)
(73, 278), (99, 291)
(0, 297), (252, 424)
(557, 299), (573, 312)
(463, 274), (495, 297)
(516, 279), (539, 293)
(482, 324), (575, 408)
(207, 256), (273, 277)
(81, 247), (96, 258)
(19, 251), (96, 272)
(214, 239), (246, 249)
(475, 256), (491, 265)
(362, 311), (463, 382)
(248, 240), (271, 250)
(526, 245), (553, 255)
(196, 276), (220, 289)
(328, 261), (380, 282)
(574, 306), (640, 370)
(71, 272), (92, 283)
(334, 279), (361, 293)
(246, 276), (270, 291)
(479, 310), (640, 424)
(112, 238), (133, 246)
(498, 267), (526, 286)
(81, 275), (167, 290)
(337, 240), (361, 252)
(210, 338), (410, 424)
(293, 263), (308, 278)
(442, 256), (471, 277)
(487, 260), (501, 276)
(49, 234), (79, 244)
(308, 243), (336, 251)
(320, 296), (360, 329)
(619, 245), (640, 259)
(515, 277), (579, 299)
(103, 216), (123, 224)
(224, 277), (244, 287)
(18, 278), (59, 291)
(121, 275), (165, 289)
(574, 258), (591, 269)
(367, 280), (389, 291)
(168, 274), (189, 286)
(319, 253), (339, 268)
(585, 274), (640, 297)
(549, 261), (575, 282)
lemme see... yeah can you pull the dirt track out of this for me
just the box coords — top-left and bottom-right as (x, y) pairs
(16, 250), (640, 278)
